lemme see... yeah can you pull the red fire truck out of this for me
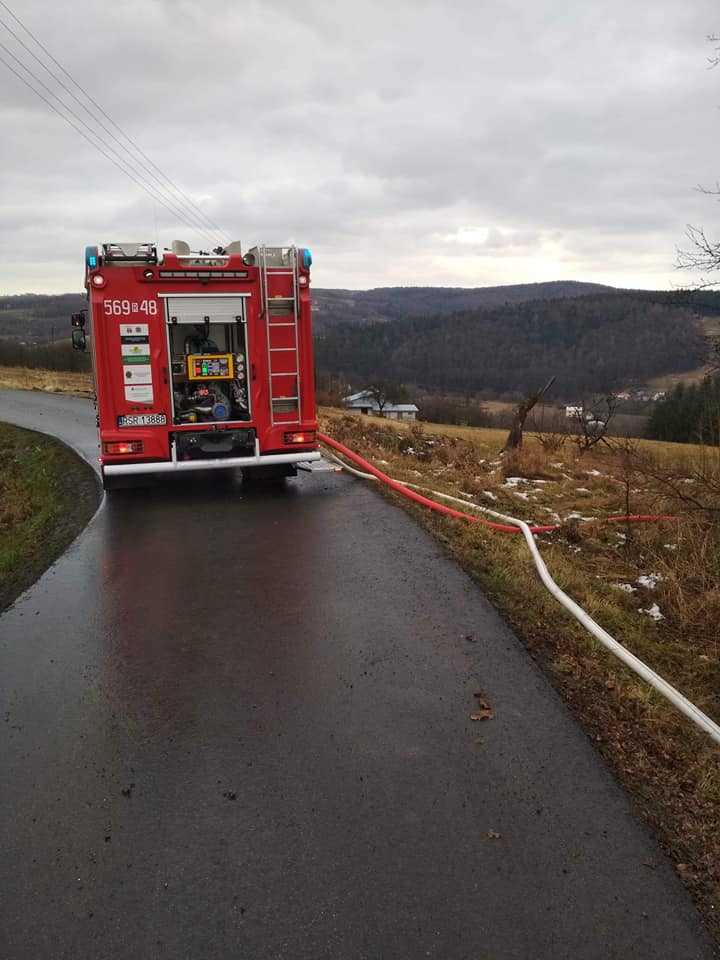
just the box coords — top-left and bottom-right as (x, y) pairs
(73, 241), (320, 489)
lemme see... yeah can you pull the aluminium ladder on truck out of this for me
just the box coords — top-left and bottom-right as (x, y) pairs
(257, 244), (302, 427)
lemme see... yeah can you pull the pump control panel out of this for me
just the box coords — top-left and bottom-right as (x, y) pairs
(186, 353), (235, 380)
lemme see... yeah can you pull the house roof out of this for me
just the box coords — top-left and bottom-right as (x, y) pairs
(342, 391), (418, 413)
(343, 390), (373, 402)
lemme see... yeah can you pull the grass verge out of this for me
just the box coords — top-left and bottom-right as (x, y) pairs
(321, 408), (720, 945)
(0, 422), (100, 612)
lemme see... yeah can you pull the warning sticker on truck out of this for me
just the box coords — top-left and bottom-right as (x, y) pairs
(123, 365), (152, 384)
(119, 323), (150, 336)
(124, 384), (154, 403)
(122, 343), (150, 363)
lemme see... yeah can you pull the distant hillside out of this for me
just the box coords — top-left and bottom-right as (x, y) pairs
(312, 280), (615, 331)
(315, 292), (713, 401)
(0, 281), (614, 342)
(4, 285), (718, 402)
(0, 293), (85, 342)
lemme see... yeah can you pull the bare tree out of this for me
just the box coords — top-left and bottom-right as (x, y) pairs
(707, 32), (720, 68)
(366, 382), (390, 416)
(366, 381), (408, 417)
(570, 394), (619, 453)
(530, 402), (570, 454)
(677, 221), (720, 285)
(676, 37), (720, 296)
(607, 435), (644, 543)
(502, 376), (556, 451)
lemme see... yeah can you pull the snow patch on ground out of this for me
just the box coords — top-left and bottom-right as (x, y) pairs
(639, 603), (665, 621)
(637, 574), (663, 590)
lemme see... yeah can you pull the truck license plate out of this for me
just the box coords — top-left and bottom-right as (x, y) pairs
(117, 414), (167, 427)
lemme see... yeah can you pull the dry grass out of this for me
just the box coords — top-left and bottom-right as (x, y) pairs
(0, 365), (93, 396)
(320, 406), (698, 461)
(321, 408), (720, 942)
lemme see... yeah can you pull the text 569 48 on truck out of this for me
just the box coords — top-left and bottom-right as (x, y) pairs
(72, 240), (321, 490)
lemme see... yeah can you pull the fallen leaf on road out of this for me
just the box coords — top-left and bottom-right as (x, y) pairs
(486, 830), (501, 839)
(470, 692), (494, 721)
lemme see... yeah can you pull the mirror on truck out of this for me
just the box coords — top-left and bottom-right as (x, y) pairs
(71, 328), (87, 352)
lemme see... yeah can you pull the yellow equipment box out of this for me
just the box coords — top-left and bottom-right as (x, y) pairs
(186, 353), (235, 381)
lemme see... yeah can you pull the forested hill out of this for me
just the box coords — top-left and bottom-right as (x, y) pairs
(2, 286), (716, 401)
(312, 280), (614, 331)
(0, 281), (612, 342)
(315, 293), (711, 400)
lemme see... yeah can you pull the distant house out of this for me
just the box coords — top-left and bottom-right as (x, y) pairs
(343, 390), (419, 421)
(565, 405), (584, 419)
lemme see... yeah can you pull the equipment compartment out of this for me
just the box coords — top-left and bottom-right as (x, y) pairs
(166, 302), (251, 425)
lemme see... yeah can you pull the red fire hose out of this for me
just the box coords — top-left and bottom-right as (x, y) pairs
(318, 433), (676, 535)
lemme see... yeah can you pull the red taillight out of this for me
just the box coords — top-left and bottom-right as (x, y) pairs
(283, 430), (316, 445)
(103, 440), (144, 455)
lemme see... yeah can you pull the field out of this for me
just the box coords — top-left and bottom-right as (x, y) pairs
(320, 407), (720, 940)
(0, 422), (99, 612)
(0, 364), (93, 396)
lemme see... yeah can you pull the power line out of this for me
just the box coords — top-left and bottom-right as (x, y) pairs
(0, 41), (220, 246)
(0, 16), (223, 243)
(0, 0), (230, 244)
(0, 49), (220, 243)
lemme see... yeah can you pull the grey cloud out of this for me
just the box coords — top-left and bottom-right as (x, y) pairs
(0, 0), (718, 293)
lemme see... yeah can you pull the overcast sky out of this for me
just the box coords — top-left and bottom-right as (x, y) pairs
(0, 0), (718, 293)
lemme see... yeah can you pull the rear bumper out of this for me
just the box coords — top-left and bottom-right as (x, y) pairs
(103, 449), (321, 476)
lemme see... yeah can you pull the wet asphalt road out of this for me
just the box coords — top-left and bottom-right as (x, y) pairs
(0, 389), (714, 960)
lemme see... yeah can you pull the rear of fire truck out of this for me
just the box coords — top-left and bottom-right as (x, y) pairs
(76, 240), (320, 489)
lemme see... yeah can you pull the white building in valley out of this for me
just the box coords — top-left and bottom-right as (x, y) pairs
(343, 390), (419, 421)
